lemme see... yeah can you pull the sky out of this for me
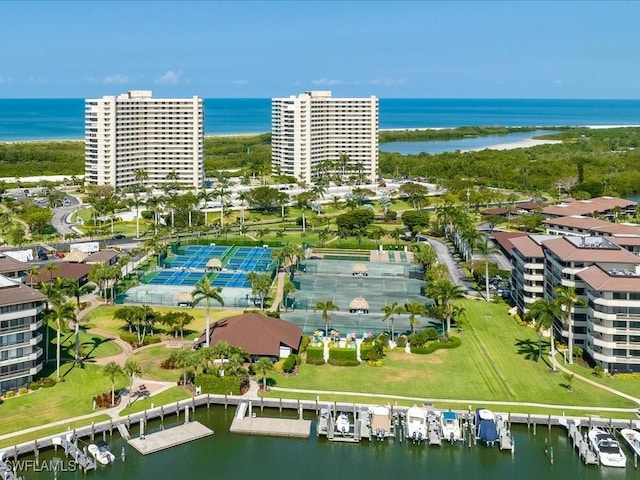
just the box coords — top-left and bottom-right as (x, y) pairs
(1, 0), (639, 99)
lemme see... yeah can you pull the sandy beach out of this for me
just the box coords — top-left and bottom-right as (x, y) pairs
(462, 138), (563, 152)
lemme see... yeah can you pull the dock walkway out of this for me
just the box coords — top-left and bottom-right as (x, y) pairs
(128, 422), (214, 455)
(0, 457), (19, 480)
(230, 402), (311, 438)
(53, 434), (96, 472)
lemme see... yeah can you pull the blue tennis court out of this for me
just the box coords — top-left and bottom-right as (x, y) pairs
(224, 246), (274, 272)
(210, 272), (251, 288)
(146, 270), (206, 286)
(180, 245), (231, 256)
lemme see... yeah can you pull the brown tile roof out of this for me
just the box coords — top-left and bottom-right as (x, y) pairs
(86, 250), (118, 263)
(543, 215), (611, 230)
(0, 254), (29, 274)
(0, 277), (46, 306)
(610, 236), (640, 247)
(28, 262), (92, 285)
(542, 196), (637, 217)
(491, 231), (527, 255)
(509, 235), (544, 258)
(591, 223), (640, 235)
(199, 313), (302, 357)
(577, 265), (640, 292)
(480, 207), (508, 216)
(541, 236), (640, 263)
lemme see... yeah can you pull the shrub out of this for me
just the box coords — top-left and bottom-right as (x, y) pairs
(29, 381), (41, 391)
(283, 354), (298, 373)
(18, 387), (28, 395)
(306, 347), (325, 365)
(408, 328), (439, 348)
(160, 351), (179, 369)
(591, 365), (604, 377)
(573, 346), (584, 358)
(410, 336), (462, 354)
(141, 211), (154, 220)
(273, 359), (285, 374)
(5, 390), (14, 398)
(364, 347), (382, 362)
(328, 348), (359, 366)
(300, 335), (311, 352)
(196, 373), (244, 395)
(40, 377), (56, 388)
(367, 359), (383, 367)
(396, 335), (408, 348)
(93, 392), (119, 408)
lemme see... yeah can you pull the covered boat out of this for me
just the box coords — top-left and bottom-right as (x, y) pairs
(475, 408), (498, 447)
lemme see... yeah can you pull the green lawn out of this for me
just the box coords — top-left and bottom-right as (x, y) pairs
(0, 415), (112, 450)
(119, 387), (191, 416)
(44, 326), (123, 362)
(270, 300), (636, 410)
(562, 359), (640, 400)
(129, 346), (185, 382)
(0, 363), (127, 436)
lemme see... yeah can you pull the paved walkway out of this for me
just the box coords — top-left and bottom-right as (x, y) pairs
(422, 236), (480, 298)
(268, 271), (287, 312)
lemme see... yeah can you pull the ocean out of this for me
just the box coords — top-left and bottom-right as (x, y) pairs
(1, 98), (640, 141)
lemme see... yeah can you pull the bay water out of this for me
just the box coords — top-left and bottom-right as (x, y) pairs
(18, 406), (639, 479)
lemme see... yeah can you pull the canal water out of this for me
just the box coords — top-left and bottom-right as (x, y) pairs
(17, 406), (638, 480)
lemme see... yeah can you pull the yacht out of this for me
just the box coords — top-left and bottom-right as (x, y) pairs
(475, 408), (498, 447)
(405, 405), (428, 444)
(588, 427), (626, 468)
(334, 412), (352, 436)
(620, 429), (640, 458)
(441, 410), (462, 442)
(88, 441), (115, 465)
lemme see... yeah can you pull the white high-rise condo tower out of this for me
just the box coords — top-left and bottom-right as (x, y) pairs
(85, 90), (204, 189)
(271, 91), (378, 185)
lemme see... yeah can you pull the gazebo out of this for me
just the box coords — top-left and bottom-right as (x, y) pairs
(175, 292), (193, 307)
(65, 250), (88, 263)
(352, 263), (368, 276)
(206, 258), (222, 271)
(349, 297), (369, 314)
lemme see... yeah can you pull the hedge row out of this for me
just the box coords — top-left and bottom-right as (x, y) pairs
(195, 374), (244, 395)
(306, 347), (325, 365)
(328, 348), (359, 367)
(410, 336), (462, 355)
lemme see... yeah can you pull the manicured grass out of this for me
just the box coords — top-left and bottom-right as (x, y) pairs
(82, 305), (238, 341)
(0, 415), (112, 450)
(129, 346), (185, 382)
(562, 360), (640, 400)
(44, 326), (123, 362)
(0, 363), (127, 436)
(271, 299), (636, 410)
(119, 387), (191, 416)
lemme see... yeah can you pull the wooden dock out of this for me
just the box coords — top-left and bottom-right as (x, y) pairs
(230, 402), (311, 438)
(52, 434), (96, 472)
(128, 422), (214, 455)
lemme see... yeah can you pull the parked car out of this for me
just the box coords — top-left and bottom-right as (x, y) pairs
(112, 233), (126, 240)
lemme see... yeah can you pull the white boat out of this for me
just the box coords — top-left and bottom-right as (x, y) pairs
(334, 412), (352, 436)
(441, 410), (462, 442)
(620, 428), (640, 458)
(370, 405), (392, 440)
(588, 427), (626, 468)
(405, 405), (428, 444)
(88, 441), (115, 465)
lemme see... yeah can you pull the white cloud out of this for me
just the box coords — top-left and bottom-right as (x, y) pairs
(156, 70), (182, 85)
(232, 79), (249, 85)
(0, 76), (13, 84)
(368, 77), (407, 87)
(103, 74), (130, 85)
(311, 78), (343, 86)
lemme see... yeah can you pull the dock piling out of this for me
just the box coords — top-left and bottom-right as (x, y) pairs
(550, 446), (554, 464)
(279, 398), (282, 412)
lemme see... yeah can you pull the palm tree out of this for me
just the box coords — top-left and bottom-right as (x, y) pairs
(103, 361), (123, 407)
(48, 300), (76, 380)
(432, 280), (465, 335)
(476, 238), (499, 301)
(254, 357), (274, 392)
(404, 302), (426, 334)
(381, 301), (405, 340)
(63, 279), (95, 313)
(191, 279), (224, 347)
(314, 299), (339, 337)
(123, 359), (141, 405)
(554, 285), (586, 365)
(44, 262), (59, 282)
(525, 298), (562, 370)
